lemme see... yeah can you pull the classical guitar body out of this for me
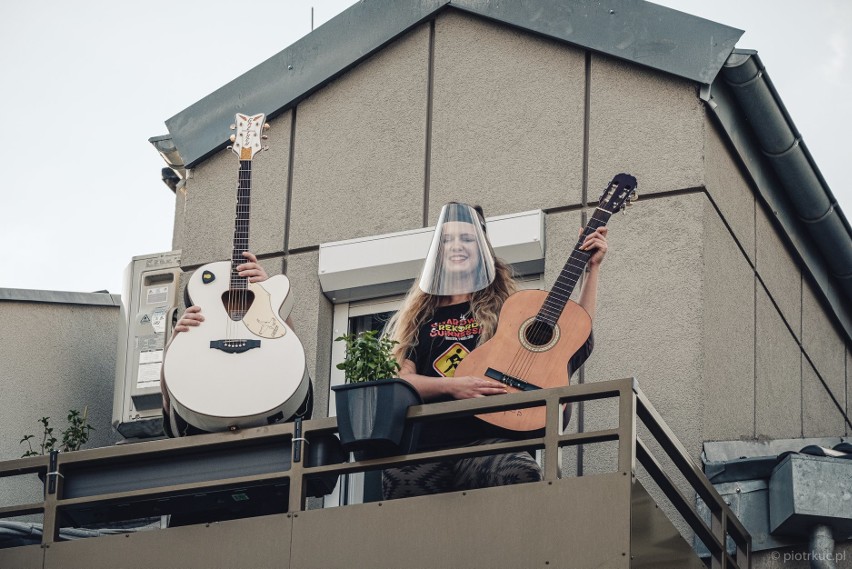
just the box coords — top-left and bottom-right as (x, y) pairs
(164, 261), (309, 432)
(455, 291), (591, 431)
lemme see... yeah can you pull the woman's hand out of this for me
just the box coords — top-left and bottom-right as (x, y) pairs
(398, 359), (507, 401)
(447, 375), (508, 399)
(236, 251), (269, 283)
(580, 226), (608, 267)
(173, 305), (204, 334)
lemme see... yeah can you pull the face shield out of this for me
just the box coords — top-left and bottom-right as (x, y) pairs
(418, 202), (496, 296)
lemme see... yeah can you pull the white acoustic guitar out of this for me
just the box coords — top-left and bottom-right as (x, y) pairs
(163, 113), (310, 432)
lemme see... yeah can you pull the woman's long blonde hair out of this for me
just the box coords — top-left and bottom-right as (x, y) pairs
(384, 257), (517, 365)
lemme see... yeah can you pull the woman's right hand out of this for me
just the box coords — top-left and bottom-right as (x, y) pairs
(447, 375), (508, 399)
(173, 305), (204, 335)
(398, 359), (507, 401)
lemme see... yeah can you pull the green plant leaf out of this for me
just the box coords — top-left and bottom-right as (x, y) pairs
(335, 329), (400, 383)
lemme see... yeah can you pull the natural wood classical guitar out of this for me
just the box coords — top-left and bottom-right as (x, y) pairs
(455, 174), (637, 431)
(163, 114), (310, 432)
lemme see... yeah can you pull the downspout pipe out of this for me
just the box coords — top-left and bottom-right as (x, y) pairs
(809, 524), (836, 569)
(720, 50), (852, 295)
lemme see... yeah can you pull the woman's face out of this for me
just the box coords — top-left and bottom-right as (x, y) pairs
(440, 221), (481, 276)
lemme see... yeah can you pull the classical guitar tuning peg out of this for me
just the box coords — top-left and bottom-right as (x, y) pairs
(229, 124), (236, 130)
(262, 145), (270, 151)
(261, 135), (269, 140)
(229, 134), (236, 143)
(263, 123), (271, 131)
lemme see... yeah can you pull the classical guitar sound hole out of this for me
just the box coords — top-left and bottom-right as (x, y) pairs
(222, 290), (255, 321)
(524, 320), (554, 347)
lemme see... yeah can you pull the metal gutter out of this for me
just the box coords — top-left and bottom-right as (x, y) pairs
(161, 0), (742, 168)
(705, 50), (852, 340)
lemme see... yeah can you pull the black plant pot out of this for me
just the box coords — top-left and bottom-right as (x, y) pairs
(331, 378), (422, 458)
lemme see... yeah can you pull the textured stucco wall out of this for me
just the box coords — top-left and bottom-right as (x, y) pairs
(0, 300), (121, 462)
(583, 192), (707, 462)
(429, 12), (586, 217)
(0, 298), (121, 509)
(588, 55), (704, 198)
(286, 250), (334, 418)
(289, 24), (429, 249)
(704, 125), (755, 260)
(702, 190), (756, 442)
(703, 119), (850, 442)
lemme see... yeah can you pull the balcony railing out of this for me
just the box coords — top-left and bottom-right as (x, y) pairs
(0, 377), (750, 569)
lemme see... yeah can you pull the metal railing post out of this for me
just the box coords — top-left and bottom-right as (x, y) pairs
(617, 379), (637, 477)
(41, 450), (61, 547)
(544, 389), (561, 481)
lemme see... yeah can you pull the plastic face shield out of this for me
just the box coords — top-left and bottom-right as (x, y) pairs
(418, 203), (496, 296)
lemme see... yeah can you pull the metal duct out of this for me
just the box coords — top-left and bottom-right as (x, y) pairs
(721, 51), (852, 290)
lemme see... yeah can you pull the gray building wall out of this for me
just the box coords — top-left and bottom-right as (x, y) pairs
(0, 292), (121, 508)
(170, 10), (850, 443)
(164, 9), (849, 561)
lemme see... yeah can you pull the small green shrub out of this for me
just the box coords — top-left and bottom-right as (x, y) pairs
(20, 407), (95, 457)
(335, 330), (400, 384)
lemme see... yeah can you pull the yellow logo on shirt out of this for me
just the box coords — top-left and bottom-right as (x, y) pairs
(433, 342), (470, 377)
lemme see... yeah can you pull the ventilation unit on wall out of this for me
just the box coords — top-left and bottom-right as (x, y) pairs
(112, 250), (181, 439)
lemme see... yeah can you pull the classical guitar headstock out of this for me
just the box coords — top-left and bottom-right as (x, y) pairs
(598, 173), (638, 214)
(228, 113), (269, 160)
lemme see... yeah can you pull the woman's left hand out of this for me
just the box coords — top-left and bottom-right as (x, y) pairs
(580, 227), (608, 267)
(236, 251), (269, 282)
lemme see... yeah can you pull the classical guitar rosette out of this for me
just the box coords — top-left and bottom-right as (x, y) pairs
(518, 317), (560, 353)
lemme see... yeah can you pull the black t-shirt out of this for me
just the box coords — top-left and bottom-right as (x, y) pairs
(408, 301), (593, 450)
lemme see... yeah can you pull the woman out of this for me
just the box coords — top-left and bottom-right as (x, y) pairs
(381, 202), (608, 499)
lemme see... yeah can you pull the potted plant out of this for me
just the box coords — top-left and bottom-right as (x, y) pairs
(331, 331), (422, 457)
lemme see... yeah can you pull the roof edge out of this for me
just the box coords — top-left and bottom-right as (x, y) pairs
(166, 0), (449, 168)
(162, 0), (743, 168)
(0, 288), (122, 307)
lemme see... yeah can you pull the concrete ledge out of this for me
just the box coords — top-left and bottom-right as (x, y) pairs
(0, 288), (120, 307)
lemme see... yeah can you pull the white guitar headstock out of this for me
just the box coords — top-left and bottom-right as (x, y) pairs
(229, 113), (269, 160)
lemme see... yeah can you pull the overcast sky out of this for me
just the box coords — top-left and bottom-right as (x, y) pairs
(1, 0), (849, 295)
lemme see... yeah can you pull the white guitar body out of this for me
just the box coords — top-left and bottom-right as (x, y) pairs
(164, 260), (310, 432)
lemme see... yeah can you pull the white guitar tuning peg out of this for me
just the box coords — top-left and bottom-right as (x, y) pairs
(226, 146), (233, 151)
(263, 123), (271, 131)
(229, 134), (236, 143)
(229, 124), (236, 130)
(262, 145), (270, 151)
(261, 135), (269, 140)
